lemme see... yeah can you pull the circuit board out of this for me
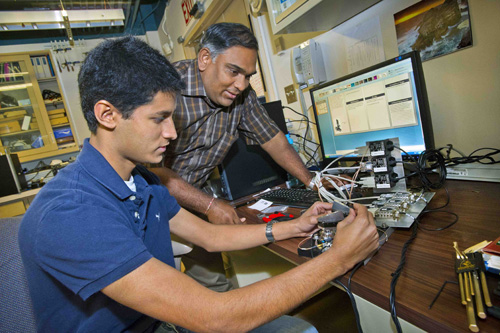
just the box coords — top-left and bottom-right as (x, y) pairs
(368, 191), (435, 228)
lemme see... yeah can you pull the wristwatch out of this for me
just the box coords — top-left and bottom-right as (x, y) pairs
(265, 222), (275, 242)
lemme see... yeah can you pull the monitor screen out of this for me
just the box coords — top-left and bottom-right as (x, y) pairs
(310, 51), (434, 164)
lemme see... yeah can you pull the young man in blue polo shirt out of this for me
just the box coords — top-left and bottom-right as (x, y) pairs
(19, 36), (379, 332)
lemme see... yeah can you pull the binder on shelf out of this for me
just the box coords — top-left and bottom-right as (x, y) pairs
(30, 57), (38, 79)
(46, 56), (56, 77)
(40, 56), (51, 78)
(3, 62), (10, 82)
(12, 62), (23, 81)
(32, 57), (45, 79)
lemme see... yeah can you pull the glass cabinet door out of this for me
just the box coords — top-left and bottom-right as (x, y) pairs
(0, 55), (57, 157)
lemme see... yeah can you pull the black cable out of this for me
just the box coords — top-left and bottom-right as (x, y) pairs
(289, 133), (320, 146)
(290, 133), (320, 167)
(437, 145), (500, 166)
(405, 187), (459, 231)
(283, 106), (313, 165)
(348, 261), (364, 290)
(428, 280), (458, 309)
(394, 146), (447, 190)
(286, 119), (317, 126)
(418, 211), (458, 231)
(389, 219), (419, 333)
(335, 278), (363, 333)
(417, 187), (459, 231)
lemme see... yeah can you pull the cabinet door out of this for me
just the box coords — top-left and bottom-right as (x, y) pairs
(0, 54), (58, 157)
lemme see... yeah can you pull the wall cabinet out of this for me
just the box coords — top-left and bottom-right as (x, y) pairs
(0, 52), (79, 163)
(266, 0), (381, 35)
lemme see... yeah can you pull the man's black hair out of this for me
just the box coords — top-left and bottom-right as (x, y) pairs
(199, 22), (259, 59)
(78, 36), (185, 134)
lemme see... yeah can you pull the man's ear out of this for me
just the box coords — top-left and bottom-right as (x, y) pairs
(94, 100), (119, 130)
(198, 47), (213, 72)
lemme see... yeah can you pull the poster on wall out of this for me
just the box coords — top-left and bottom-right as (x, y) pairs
(394, 0), (472, 62)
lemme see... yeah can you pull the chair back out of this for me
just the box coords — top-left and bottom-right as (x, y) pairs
(0, 216), (37, 333)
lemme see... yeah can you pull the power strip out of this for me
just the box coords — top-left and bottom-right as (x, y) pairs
(446, 163), (500, 183)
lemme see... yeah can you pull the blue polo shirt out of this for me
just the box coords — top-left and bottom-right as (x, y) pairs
(19, 139), (181, 332)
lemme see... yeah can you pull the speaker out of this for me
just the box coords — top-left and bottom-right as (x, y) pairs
(0, 153), (27, 197)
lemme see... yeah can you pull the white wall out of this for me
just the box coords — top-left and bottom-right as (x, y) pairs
(157, 0), (215, 62)
(260, 0), (500, 154)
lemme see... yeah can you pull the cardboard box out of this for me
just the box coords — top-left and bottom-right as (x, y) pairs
(0, 121), (21, 134)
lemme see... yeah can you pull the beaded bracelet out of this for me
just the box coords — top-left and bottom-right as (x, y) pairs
(204, 197), (216, 215)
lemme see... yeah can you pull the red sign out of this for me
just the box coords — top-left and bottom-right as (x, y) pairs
(182, 0), (194, 25)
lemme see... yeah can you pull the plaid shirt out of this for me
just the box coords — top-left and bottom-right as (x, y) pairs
(164, 59), (280, 188)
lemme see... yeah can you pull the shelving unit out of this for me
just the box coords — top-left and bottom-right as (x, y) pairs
(0, 52), (79, 163)
(265, 0), (380, 35)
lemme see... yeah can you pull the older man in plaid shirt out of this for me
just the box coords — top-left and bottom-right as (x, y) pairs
(150, 23), (317, 292)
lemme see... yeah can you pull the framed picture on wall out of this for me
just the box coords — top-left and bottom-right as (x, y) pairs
(394, 0), (473, 62)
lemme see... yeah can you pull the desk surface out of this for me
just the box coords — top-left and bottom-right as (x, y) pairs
(236, 180), (500, 332)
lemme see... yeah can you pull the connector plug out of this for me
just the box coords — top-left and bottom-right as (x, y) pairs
(354, 145), (369, 156)
(359, 176), (375, 188)
(360, 161), (373, 172)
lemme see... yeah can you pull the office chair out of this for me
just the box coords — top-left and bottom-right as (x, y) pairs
(0, 216), (37, 333)
(0, 216), (191, 333)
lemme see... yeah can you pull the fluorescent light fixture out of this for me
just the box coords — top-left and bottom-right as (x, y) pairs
(0, 9), (125, 31)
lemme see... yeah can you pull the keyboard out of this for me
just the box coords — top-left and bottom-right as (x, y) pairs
(260, 188), (319, 208)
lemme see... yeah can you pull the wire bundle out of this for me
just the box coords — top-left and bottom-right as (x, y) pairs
(439, 145), (500, 166)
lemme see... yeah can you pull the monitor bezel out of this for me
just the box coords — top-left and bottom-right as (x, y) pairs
(310, 51), (434, 167)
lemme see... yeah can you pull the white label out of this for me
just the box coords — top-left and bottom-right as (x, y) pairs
(21, 115), (32, 131)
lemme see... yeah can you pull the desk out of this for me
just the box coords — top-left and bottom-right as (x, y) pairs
(0, 188), (41, 217)
(235, 180), (500, 332)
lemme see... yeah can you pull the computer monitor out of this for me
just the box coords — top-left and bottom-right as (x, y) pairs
(217, 100), (288, 200)
(310, 51), (434, 166)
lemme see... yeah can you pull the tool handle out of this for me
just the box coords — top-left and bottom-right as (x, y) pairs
(479, 271), (492, 307)
(459, 273), (466, 305)
(468, 272), (474, 296)
(472, 272), (486, 319)
(466, 300), (479, 332)
(464, 271), (471, 302)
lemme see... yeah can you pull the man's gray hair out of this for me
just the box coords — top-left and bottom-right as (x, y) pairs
(200, 22), (259, 60)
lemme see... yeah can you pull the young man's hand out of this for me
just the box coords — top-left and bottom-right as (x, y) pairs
(327, 203), (379, 272)
(291, 201), (333, 237)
